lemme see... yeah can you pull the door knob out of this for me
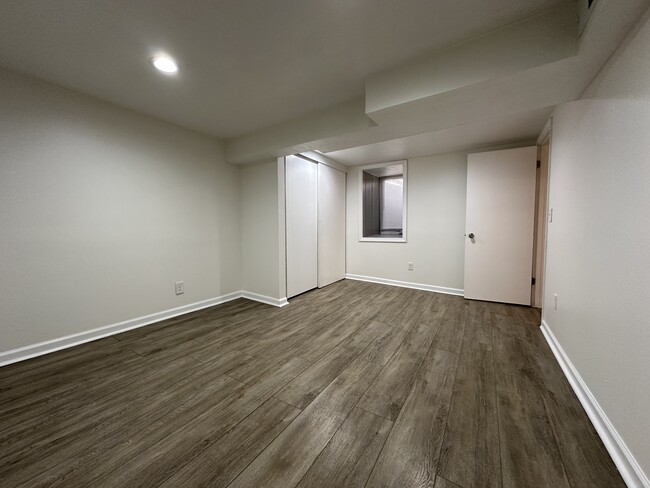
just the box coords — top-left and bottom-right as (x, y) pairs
(468, 233), (475, 239)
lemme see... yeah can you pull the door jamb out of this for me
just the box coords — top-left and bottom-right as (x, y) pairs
(532, 119), (553, 308)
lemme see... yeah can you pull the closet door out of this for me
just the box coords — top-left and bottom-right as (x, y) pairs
(286, 155), (318, 298)
(318, 163), (346, 287)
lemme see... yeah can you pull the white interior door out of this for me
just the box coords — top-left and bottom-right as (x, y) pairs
(464, 146), (537, 305)
(318, 163), (346, 287)
(286, 155), (318, 298)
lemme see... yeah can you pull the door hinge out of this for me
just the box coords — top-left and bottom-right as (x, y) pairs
(531, 277), (536, 285)
(536, 160), (541, 169)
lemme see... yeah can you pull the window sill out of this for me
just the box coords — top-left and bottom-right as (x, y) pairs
(359, 237), (407, 243)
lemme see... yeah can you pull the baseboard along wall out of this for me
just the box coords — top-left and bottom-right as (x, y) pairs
(540, 320), (650, 488)
(0, 290), (288, 367)
(345, 273), (464, 296)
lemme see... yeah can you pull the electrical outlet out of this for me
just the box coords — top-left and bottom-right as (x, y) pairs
(175, 281), (184, 295)
(553, 293), (558, 310)
(407, 262), (414, 271)
(548, 208), (554, 223)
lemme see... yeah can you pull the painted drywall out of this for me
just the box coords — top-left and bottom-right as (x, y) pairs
(543, 5), (650, 482)
(227, 1), (649, 165)
(226, 98), (374, 164)
(346, 152), (468, 290)
(240, 159), (284, 300)
(365, 3), (577, 114)
(0, 67), (240, 353)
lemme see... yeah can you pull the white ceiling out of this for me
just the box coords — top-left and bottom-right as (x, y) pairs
(326, 107), (553, 165)
(225, 0), (649, 164)
(0, 0), (564, 138)
(365, 164), (405, 178)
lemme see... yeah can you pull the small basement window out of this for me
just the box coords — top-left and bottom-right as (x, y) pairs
(359, 161), (407, 242)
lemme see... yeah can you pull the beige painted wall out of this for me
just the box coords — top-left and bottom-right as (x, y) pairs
(543, 6), (650, 480)
(346, 152), (468, 291)
(0, 67), (241, 352)
(240, 159), (284, 300)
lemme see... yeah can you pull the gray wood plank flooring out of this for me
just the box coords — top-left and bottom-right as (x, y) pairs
(0, 280), (625, 488)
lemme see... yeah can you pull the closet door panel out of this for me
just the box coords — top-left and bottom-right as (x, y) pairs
(318, 164), (346, 287)
(286, 156), (318, 298)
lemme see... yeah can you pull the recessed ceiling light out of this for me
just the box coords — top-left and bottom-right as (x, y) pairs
(151, 55), (178, 74)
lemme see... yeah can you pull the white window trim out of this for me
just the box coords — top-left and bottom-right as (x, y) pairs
(358, 160), (407, 243)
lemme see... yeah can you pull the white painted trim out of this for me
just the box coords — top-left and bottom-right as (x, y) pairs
(540, 320), (649, 488)
(537, 116), (553, 145)
(278, 157), (288, 300)
(358, 237), (406, 243)
(345, 273), (463, 296)
(0, 290), (289, 368)
(358, 160), (408, 243)
(240, 291), (289, 308)
(0, 292), (239, 368)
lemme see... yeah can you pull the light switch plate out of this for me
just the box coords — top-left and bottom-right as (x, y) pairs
(175, 281), (184, 295)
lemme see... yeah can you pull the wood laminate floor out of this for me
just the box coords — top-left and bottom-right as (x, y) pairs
(0, 280), (625, 488)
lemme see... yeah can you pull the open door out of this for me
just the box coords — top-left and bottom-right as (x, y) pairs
(464, 146), (537, 305)
(532, 136), (550, 307)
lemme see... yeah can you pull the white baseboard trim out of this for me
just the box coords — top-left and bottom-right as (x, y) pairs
(0, 289), (288, 368)
(345, 273), (464, 296)
(540, 320), (649, 488)
(240, 291), (289, 308)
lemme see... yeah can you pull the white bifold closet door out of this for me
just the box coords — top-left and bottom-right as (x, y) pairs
(317, 163), (346, 287)
(286, 155), (318, 298)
